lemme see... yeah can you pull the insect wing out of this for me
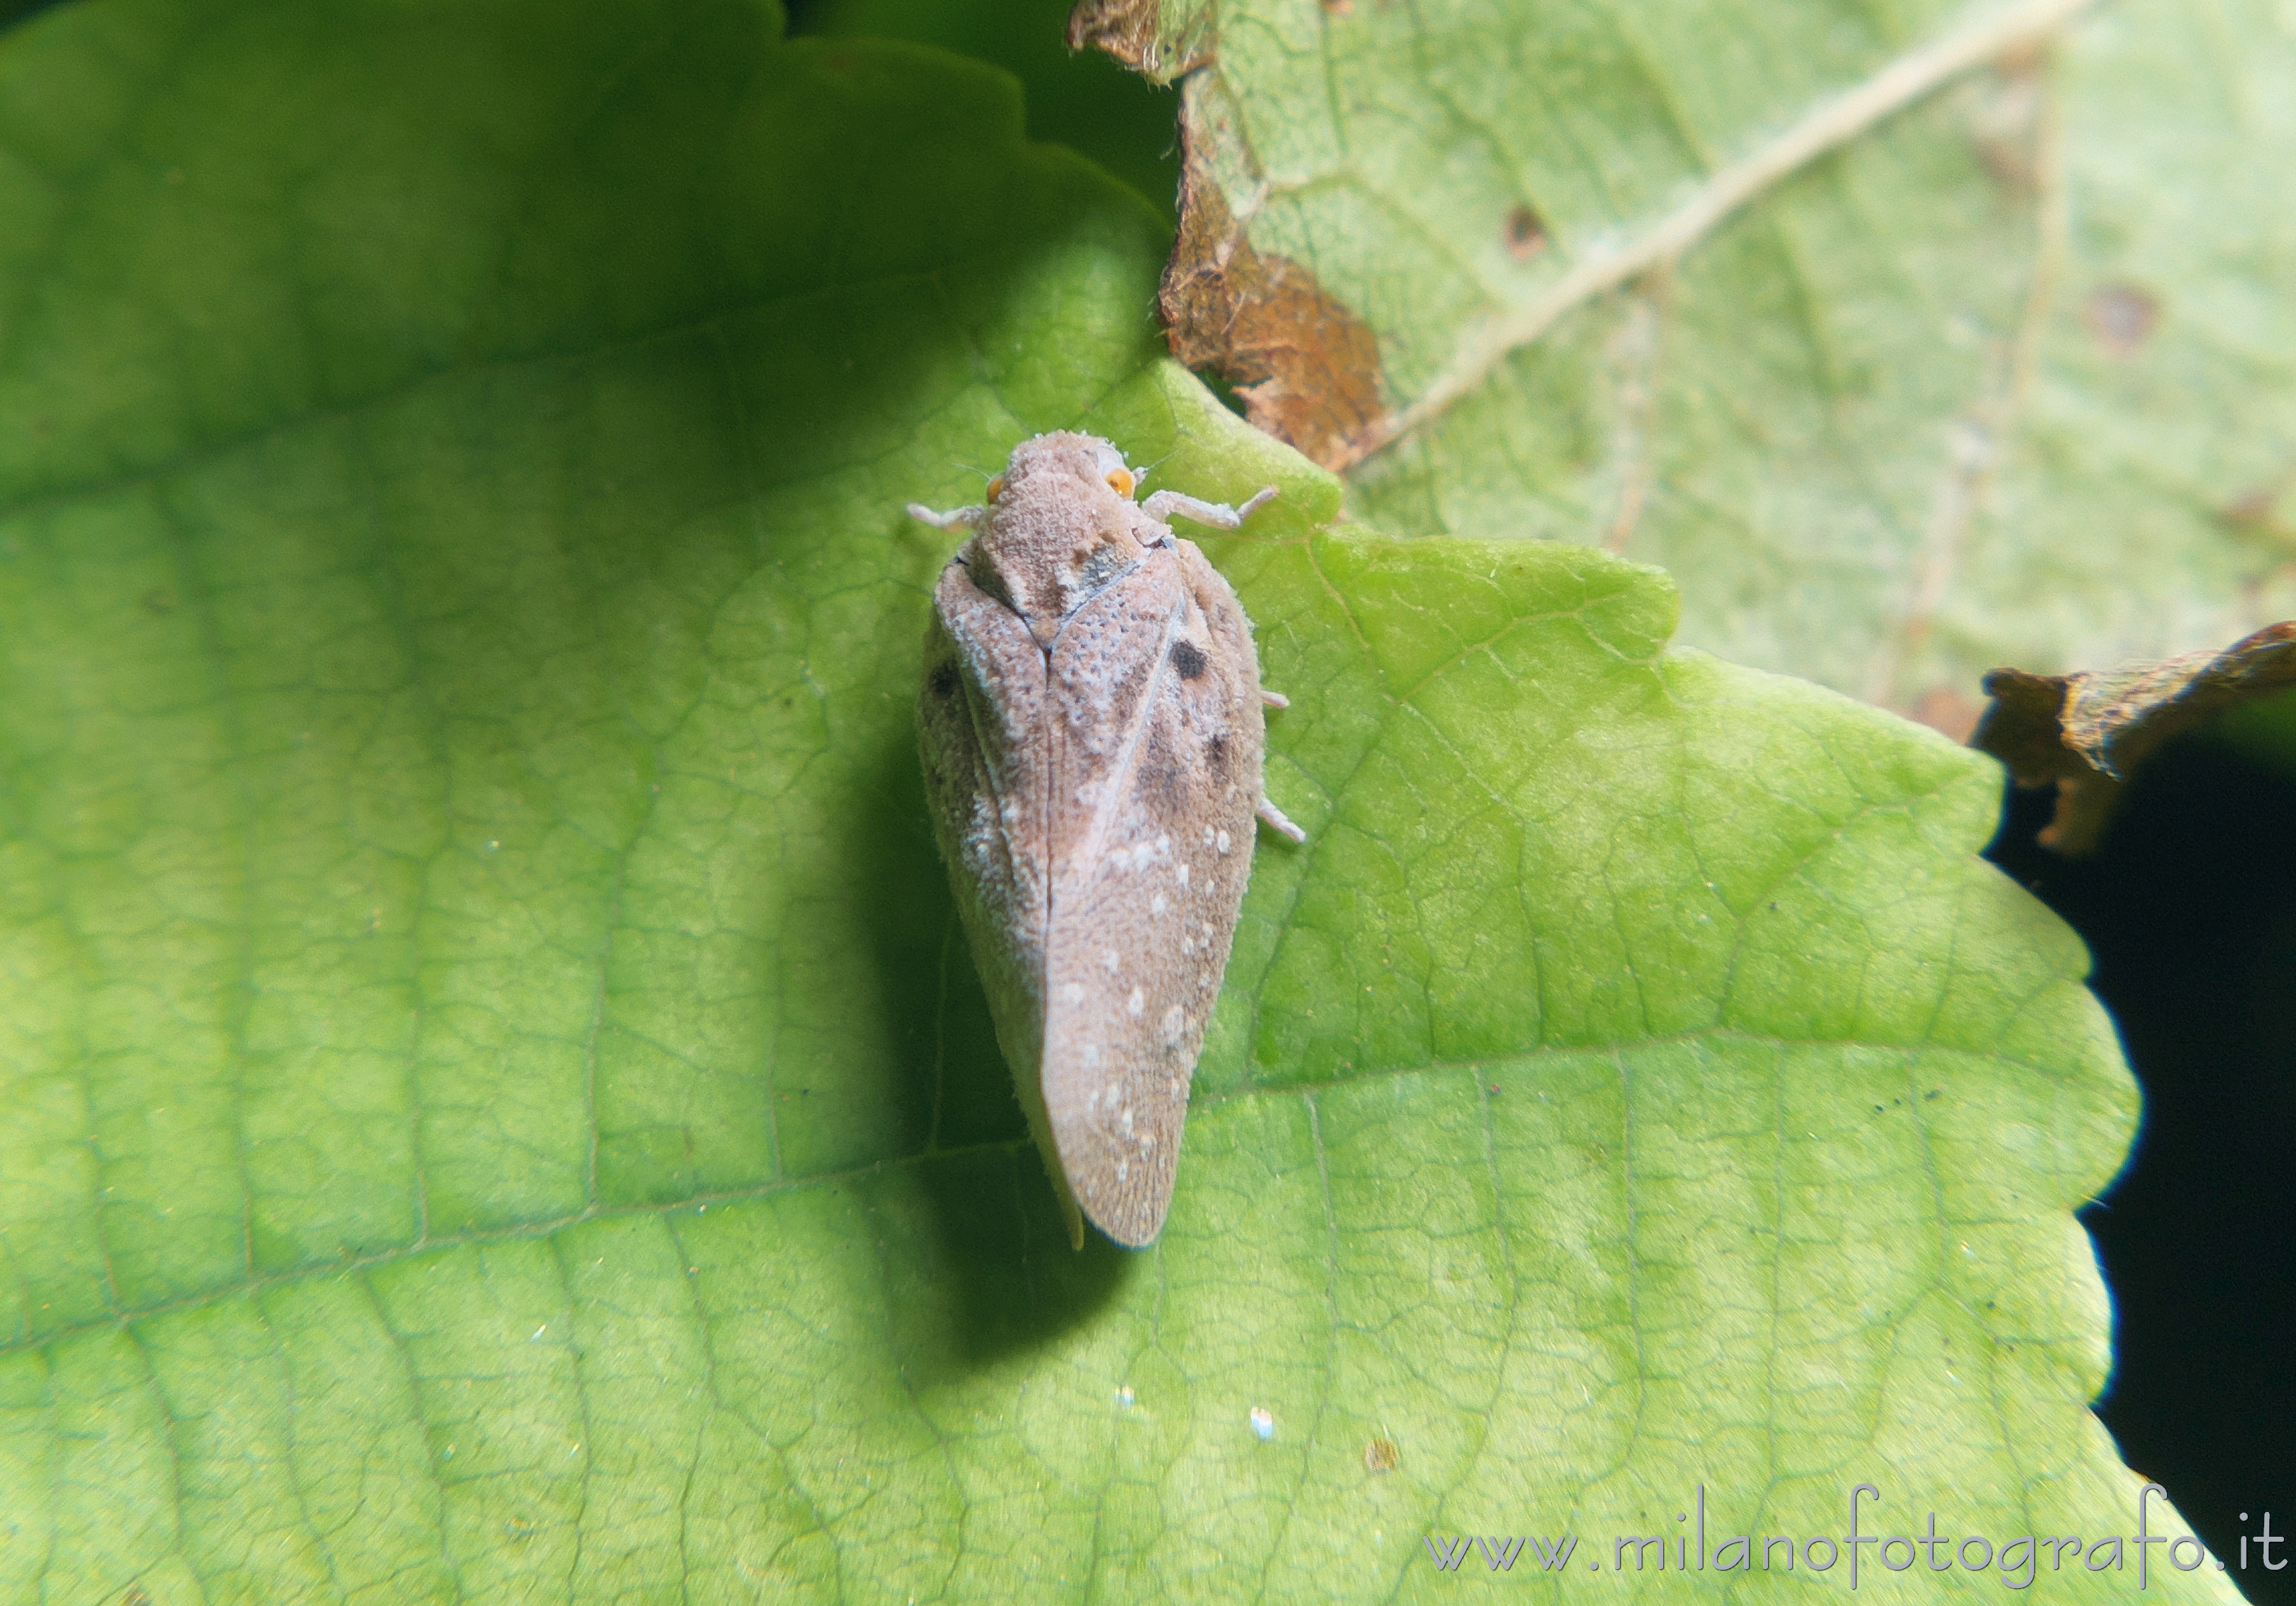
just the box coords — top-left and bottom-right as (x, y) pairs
(918, 552), (1087, 1236)
(1041, 539), (1265, 1245)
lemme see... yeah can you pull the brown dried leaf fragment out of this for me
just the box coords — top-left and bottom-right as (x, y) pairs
(1161, 141), (1389, 471)
(1973, 622), (2296, 853)
(1067, 0), (1212, 79)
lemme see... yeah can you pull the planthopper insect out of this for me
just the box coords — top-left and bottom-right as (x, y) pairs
(910, 432), (1302, 1248)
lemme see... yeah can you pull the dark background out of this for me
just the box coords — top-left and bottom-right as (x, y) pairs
(1991, 732), (2296, 1603)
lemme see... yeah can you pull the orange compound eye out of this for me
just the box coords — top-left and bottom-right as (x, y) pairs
(1105, 468), (1135, 497)
(985, 475), (1007, 503)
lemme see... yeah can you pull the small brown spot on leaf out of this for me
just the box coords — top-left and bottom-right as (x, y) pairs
(1504, 204), (1547, 260)
(1067, 0), (1211, 78)
(1965, 59), (2043, 191)
(2218, 476), (2296, 546)
(1364, 1437), (1400, 1473)
(2222, 487), (2279, 528)
(2082, 283), (2161, 357)
(1163, 137), (1389, 471)
(1323, 0), (1354, 13)
(813, 46), (874, 78)
(1973, 621), (2296, 853)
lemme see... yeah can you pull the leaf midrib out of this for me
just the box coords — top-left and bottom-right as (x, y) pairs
(3, 1022), (2048, 1358)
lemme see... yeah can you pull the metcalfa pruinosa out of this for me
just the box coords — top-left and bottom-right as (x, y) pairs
(910, 431), (1304, 1249)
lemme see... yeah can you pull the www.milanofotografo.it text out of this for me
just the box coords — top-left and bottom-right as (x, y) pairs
(1424, 1485), (2258, 1588)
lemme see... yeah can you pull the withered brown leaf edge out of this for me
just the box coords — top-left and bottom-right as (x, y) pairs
(1971, 622), (2296, 856)
(1067, 0), (1212, 79)
(1158, 126), (1389, 473)
(1070, 0), (1392, 471)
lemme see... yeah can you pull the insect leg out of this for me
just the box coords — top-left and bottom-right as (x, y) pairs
(906, 502), (983, 529)
(1256, 797), (1307, 843)
(1258, 665), (1300, 839)
(1141, 485), (1278, 529)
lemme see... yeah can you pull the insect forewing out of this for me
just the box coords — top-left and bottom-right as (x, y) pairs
(1039, 540), (1264, 1245)
(919, 557), (1083, 1240)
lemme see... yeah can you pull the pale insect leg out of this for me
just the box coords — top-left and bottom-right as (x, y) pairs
(1257, 798), (1307, 844)
(906, 503), (983, 529)
(1256, 686), (1300, 838)
(1141, 485), (1278, 529)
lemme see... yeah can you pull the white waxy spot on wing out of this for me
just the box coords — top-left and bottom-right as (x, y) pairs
(1060, 983), (1086, 1006)
(1215, 829), (1232, 855)
(1176, 863), (1190, 887)
(1128, 987), (1145, 1016)
(1104, 950), (1122, 975)
(1083, 1044), (1101, 1068)
(1151, 893), (1168, 915)
(1162, 1006), (1185, 1041)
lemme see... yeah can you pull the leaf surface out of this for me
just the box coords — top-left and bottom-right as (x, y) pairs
(0, 1), (2222, 1599)
(1117, 0), (2296, 719)
(796, 0), (1182, 220)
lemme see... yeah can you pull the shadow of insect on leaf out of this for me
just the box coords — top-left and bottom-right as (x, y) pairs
(847, 715), (1134, 1369)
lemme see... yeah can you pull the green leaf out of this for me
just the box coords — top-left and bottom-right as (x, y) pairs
(0, 0), (2222, 1599)
(1126, 0), (2296, 717)
(794, 0), (1182, 221)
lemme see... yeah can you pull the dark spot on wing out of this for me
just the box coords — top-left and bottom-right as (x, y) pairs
(1170, 639), (1208, 679)
(929, 661), (959, 699)
(1140, 725), (1186, 818)
(1205, 732), (1229, 778)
